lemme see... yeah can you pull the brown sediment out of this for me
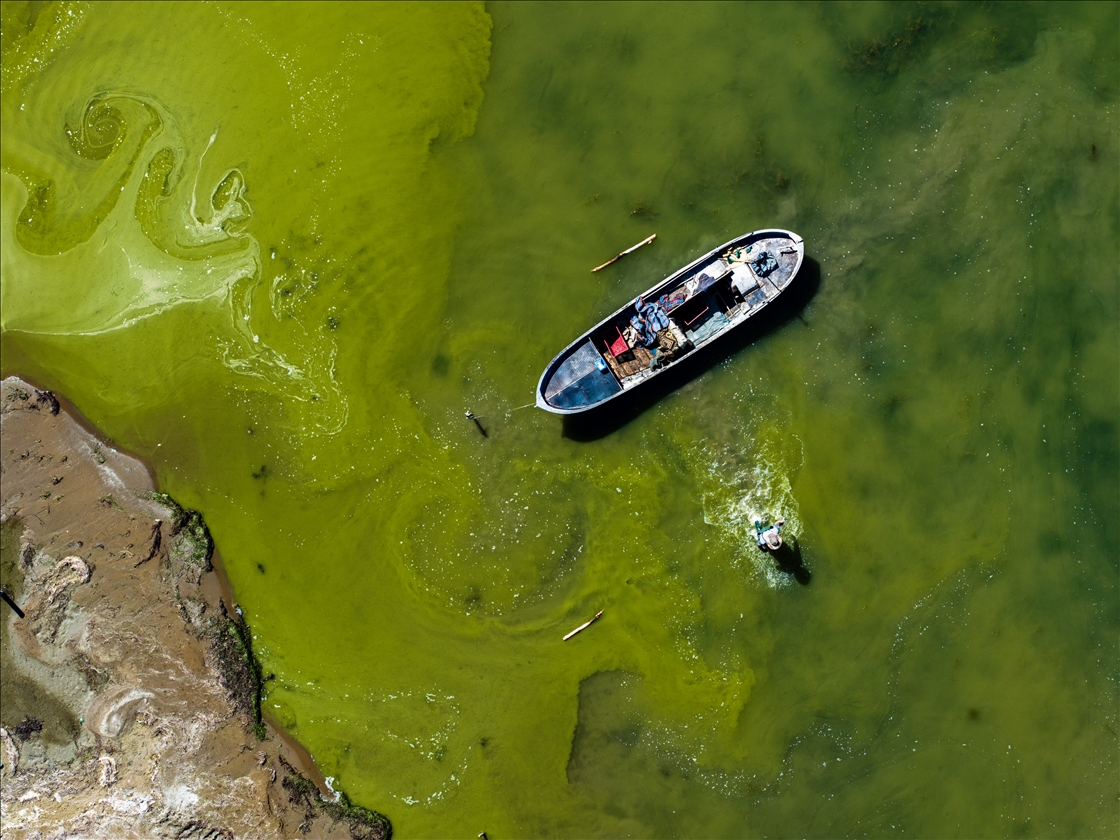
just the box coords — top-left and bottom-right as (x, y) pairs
(263, 710), (331, 794)
(13, 378), (160, 488)
(0, 375), (390, 839)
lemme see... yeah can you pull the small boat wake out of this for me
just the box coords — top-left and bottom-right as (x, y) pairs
(699, 425), (805, 589)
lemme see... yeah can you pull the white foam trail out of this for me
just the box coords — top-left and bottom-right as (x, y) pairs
(697, 421), (804, 589)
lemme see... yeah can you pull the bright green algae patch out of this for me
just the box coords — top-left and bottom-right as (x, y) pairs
(2, 2), (1118, 837)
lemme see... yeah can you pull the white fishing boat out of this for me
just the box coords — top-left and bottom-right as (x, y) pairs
(536, 229), (805, 414)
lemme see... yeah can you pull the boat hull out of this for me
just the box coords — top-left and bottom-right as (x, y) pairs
(536, 229), (804, 415)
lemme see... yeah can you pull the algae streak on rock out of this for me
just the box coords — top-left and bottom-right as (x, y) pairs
(0, 376), (390, 840)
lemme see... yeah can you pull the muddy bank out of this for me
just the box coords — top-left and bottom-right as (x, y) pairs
(0, 377), (390, 839)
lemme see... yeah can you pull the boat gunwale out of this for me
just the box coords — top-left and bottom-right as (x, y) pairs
(535, 229), (804, 415)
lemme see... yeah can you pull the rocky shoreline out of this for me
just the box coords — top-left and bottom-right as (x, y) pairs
(0, 377), (391, 839)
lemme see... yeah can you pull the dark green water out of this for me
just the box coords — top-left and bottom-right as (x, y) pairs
(2, 2), (1117, 836)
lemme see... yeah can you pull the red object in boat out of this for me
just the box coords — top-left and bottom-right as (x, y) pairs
(608, 329), (629, 357)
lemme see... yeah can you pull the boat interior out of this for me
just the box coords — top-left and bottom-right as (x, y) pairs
(539, 232), (801, 412)
(593, 235), (800, 388)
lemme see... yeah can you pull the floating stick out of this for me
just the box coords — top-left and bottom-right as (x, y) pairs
(563, 610), (604, 641)
(591, 234), (656, 272)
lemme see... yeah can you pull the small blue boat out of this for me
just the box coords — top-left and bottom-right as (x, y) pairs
(536, 229), (804, 414)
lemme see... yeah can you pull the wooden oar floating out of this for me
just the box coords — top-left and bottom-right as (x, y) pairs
(591, 234), (656, 272)
(563, 609), (604, 641)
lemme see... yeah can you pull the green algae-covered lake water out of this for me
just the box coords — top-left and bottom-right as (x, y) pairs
(2, 2), (1118, 836)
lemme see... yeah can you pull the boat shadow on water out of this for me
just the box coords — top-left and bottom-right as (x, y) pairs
(561, 256), (822, 441)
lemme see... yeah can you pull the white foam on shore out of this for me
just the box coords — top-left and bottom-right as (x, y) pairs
(164, 784), (199, 812)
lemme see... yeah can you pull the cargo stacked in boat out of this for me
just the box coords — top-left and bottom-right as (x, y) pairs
(536, 229), (805, 414)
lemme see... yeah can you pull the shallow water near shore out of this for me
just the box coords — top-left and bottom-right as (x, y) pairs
(2, 2), (1117, 836)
